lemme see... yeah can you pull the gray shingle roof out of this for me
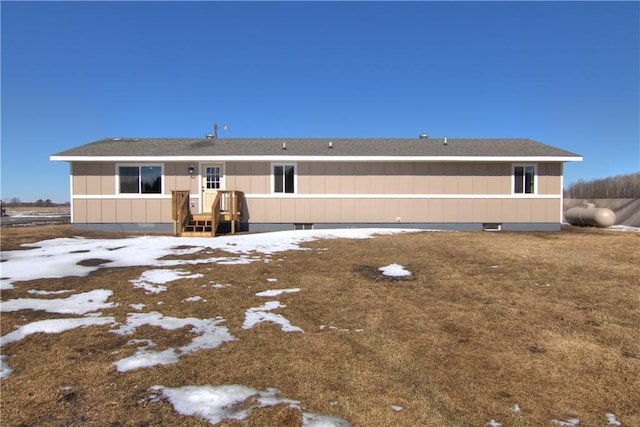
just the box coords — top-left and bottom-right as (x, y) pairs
(51, 137), (581, 159)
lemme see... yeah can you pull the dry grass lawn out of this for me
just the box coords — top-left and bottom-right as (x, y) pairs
(1, 225), (639, 426)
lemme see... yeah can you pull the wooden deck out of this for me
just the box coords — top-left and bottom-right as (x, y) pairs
(172, 190), (244, 237)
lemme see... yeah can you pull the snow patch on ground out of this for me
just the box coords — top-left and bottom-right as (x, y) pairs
(302, 412), (352, 427)
(27, 289), (74, 295)
(182, 296), (206, 303)
(552, 418), (580, 426)
(379, 263), (412, 277)
(0, 355), (13, 379)
(110, 311), (236, 372)
(243, 301), (303, 332)
(255, 288), (301, 297)
(149, 384), (351, 427)
(129, 269), (204, 294)
(0, 289), (116, 315)
(116, 341), (179, 372)
(606, 413), (622, 425)
(209, 282), (231, 289)
(0, 316), (116, 346)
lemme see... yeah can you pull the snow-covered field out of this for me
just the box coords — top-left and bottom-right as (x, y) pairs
(0, 208), (70, 226)
(0, 228), (633, 426)
(2, 210), (69, 218)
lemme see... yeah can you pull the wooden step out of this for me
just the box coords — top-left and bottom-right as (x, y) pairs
(180, 230), (214, 237)
(192, 214), (214, 222)
(182, 219), (214, 236)
(192, 213), (239, 222)
(184, 223), (213, 232)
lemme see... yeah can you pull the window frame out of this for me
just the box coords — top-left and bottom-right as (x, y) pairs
(271, 162), (297, 194)
(204, 165), (223, 190)
(512, 163), (537, 195)
(116, 163), (164, 196)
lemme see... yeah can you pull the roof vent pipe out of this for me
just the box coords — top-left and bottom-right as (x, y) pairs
(328, 141), (333, 149)
(206, 133), (214, 140)
(444, 138), (448, 145)
(419, 133), (428, 139)
(282, 142), (287, 150)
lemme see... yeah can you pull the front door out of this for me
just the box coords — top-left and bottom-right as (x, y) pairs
(201, 163), (224, 212)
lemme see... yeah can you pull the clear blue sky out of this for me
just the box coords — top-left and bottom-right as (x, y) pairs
(2, 1), (638, 203)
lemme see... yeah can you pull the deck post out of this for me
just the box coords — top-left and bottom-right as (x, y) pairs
(171, 190), (190, 237)
(231, 191), (236, 234)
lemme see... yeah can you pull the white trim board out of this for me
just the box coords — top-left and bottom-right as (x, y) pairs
(72, 194), (175, 200)
(243, 193), (563, 199)
(70, 193), (560, 200)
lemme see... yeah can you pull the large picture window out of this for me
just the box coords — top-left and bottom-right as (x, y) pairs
(118, 165), (162, 194)
(513, 165), (536, 194)
(273, 164), (295, 194)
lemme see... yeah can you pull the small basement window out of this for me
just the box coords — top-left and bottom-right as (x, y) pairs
(482, 223), (502, 231)
(294, 223), (313, 230)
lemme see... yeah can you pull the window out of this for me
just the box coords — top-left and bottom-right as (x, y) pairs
(273, 164), (295, 194)
(206, 166), (221, 189)
(294, 223), (314, 230)
(513, 165), (535, 194)
(118, 165), (162, 194)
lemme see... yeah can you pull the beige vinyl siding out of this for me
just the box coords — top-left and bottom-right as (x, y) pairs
(86, 199), (102, 223)
(297, 162), (514, 195)
(72, 198), (173, 223)
(69, 160), (564, 225)
(236, 160), (563, 224)
(243, 197), (562, 224)
(73, 199), (87, 222)
(164, 162), (200, 195)
(72, 162), (116, 195)
(70, 161), (190, 223)
(223, 161), (559, 197)
(537, 163), (562, 195)
(102, 199), (117, 223)
(225, 162), (269, 194)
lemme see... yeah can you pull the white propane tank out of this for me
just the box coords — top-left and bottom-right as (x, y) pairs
(565, 203), (616, 227)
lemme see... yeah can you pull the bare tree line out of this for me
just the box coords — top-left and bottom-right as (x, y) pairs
(564, 172), (640, 199)
(1, 198), (70, 207)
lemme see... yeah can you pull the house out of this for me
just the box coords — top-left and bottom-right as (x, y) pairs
(50, 136), (582, 234)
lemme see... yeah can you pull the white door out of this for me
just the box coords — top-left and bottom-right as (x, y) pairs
(201, 163), (224, 212)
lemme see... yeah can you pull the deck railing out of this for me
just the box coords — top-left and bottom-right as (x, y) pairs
(214, 190), (244, 234)
(171, 190), (191, 236)
(173, 190), (244, 236)
(211, 191), (221, 237)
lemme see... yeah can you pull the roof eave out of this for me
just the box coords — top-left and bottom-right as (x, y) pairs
(50, 155), (584, 162)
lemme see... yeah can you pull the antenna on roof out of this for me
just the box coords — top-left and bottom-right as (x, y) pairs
(213, 123), (229, 139)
